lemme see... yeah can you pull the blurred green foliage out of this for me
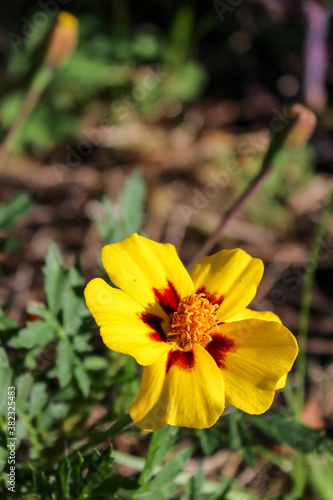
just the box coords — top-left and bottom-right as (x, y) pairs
(94, 169), (146, 244)
(0, 5), (207, 154)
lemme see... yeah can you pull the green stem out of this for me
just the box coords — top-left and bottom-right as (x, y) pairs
(188, 112), (299, 269)
(0, 67), (53, 171)
(291, 451), (307, 498)
(295, 185), (333, 418)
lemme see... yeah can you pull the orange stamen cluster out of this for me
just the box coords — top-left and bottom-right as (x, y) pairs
(168, 293), (219, 351)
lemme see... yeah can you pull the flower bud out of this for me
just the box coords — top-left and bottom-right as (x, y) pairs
(285, 103), (317, 149)
(44, 12), (78, 69)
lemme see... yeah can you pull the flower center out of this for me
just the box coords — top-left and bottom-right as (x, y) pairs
(168, 293), (219, 351)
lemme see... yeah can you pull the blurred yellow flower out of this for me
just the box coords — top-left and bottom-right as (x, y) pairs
(85, 234), (298, 431)
(44, 12), (78, 69)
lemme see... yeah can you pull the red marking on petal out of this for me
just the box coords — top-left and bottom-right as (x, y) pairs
(153, 280), (181, 315)
(196, 286), (224, 306)
(205, 334), (235, 369)
(166, 350), (195, 374)
(140, 313), (167, 342)
(26, 313), (43, 322)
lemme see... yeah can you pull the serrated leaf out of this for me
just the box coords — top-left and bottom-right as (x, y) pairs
(0, 192), (33, 230)
(246, 412), (326, 453)
(63, 450), (84, 499)
(78, 446), (114, 499)
(43, 242), (66, 315)
(56, 338), (74, 388)
(8, 320), (55, 349)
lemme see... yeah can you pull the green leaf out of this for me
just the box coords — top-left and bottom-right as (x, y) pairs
(26, 301), (48, 320)
(29, 383), (48, 418)
(307, 452), (333, 500)
(0, 307), (18, 332)
(0, 446), (9, 472)
(78, 446), (114, 499)
(148, 447), (193, 492)
(140, 425), (179, 484)
(195, 427), (220, 456)
(0, 347), (12, 416)
(83, 356), (108, 371)
(180, 465), (204, 500)
(229, 412), (256, 467)
(56, 338), (74, 388)
(59, 452), (71, 500)
(120, 168), (146, 235)
(48, 402), (69, 420)
(60, 450), (84, 499)
(94, 169), (146, 244)
(92, 475), (138, 496)
(8, 320), (55, 349)
(207, 478), (233, 500)
(0, 192), (33, 230)
(15, 373), (34, 416)
(73, 357), (91, 397)
(246, 412), (326, 453)
(62, 262), (85, 335)
(72, 333), (93, 353)
(43, 242), (66, 315)
(94, 197), (118, 243)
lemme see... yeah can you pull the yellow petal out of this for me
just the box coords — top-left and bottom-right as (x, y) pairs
(101, 234), (194, 318)
(129, 344), (225, 431)
(84, 278), (172, 366)
(227, 308), (282, 324)
(207, 319), (298, 414)
(225, 310), (289, 390)
(276, 374), (287, 390)
(190, 249), (264, 320)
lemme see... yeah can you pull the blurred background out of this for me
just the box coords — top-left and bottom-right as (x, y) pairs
(0, 1), (333, 498)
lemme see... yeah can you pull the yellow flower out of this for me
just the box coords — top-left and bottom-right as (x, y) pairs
(85, 234), (298, 431)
